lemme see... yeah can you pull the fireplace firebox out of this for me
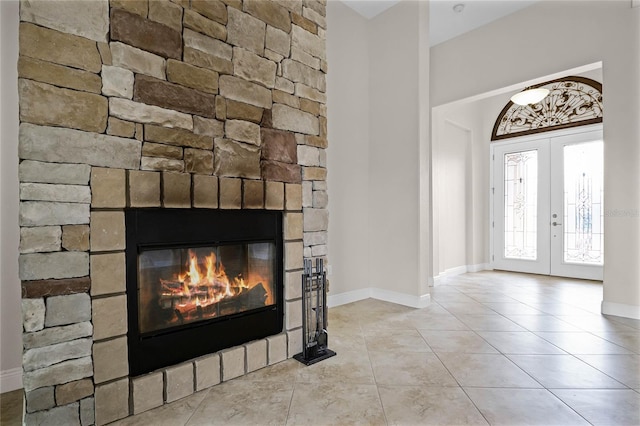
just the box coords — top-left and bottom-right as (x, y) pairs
(125, 209), (283, 376)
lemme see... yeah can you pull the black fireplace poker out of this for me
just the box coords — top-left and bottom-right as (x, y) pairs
(294, 258), (336, 365)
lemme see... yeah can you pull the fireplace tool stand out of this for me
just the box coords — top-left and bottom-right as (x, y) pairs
(294, 258), (336, 365)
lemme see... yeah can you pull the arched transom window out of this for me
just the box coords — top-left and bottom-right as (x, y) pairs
(491, 76), (603, 141)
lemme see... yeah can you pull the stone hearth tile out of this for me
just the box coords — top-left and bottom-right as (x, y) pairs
(245, 339), (267, 373)
(287, 382), (385, 426)
(95, 378), (129, 426)
(378, 385), (488, 426)
(221, 346), (245, 382)
(296, 348), (375, 385)
(286, 299), (302, 330)
(218, 177), (241, 209)
(92, 294), (127, 340)
(195, 354), (220, 391)
(90, 211), (125, 252)
(285, 241), (303, 270)
(90, 252), (125, 296)
(93, 336), (128, 384)
(368, 351), (457, 387)
(267, 334), (288, 365)
(192, 175), (218, 208)
(110, 390), (209, 426)
(242, 179), (264, 208)
(165, 363), (194, 403)
(465, 388), (589, 426)
(264, 181), (284, 210)
(128, 170), (161, 207)
(284, 212), (303, 241)
(285, 183), (302, 211)
(91, 168), (126, 208)
(162, 172), (191, 208)
(186, 380), (293, 426)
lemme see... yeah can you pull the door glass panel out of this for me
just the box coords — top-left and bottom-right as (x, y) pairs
(504, 150), (538, 260)
(563, 141), (604, 265)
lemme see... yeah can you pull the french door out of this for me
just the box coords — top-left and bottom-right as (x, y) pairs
(492, 128), (604, 280)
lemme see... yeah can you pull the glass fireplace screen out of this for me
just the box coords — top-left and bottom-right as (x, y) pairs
(138, 242), (276, 334)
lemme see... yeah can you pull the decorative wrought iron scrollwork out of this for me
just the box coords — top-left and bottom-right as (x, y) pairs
(491, 76), (603, 141)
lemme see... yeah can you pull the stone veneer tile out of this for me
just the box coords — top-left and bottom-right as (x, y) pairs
(243, 180), (264, 209)
(285, 241), (304, 270)
(92, 295), (127, 341)
(245, 339), (267, 373)
(110, 41), (166, 80)
(184, 148), (214, 174)
(221, 346), (245, 381)
(20, 0), (109, 42)
(134, 74), (216, 118)
(95, 378), (129, 426)
(107, 117), (136, 138)
(19, 160), (91, 185)
(213, 138), (261, 179)
(91, 168), (126, 208)
(261, 160), (302, 184)
(93, 336), (128, 384)
(23, 356), (93, 392)
(62, 225), (90, 251)
(132, 372), (164, 414)
(111, 8), (182, 59)
(26, 337), (94, 370)
(81, 396), (95, 426)
(267, 334), (288, 365)
(145, 124), (214, 150)
(55, 378), (94, 406)
(25, 386), (55, 413)
(129, 170), (161, 207)
(284, 212), (303, 241)
(19, 226), (61, 254)
(285, 270), (303, 302)
(261, 128), (297, 163)
(18, 56), (102, 94)
(20, 252), (89, 281)
(219, 177), (242, 209)
(164, 363), (194, 403)
(265, 181), (284, 210)
(226, 7), (266, 55)
(90, 252), (125, 296)
(285, 183), (303, 211)
(162, 172), (191, 208)
(90, 211), (125, 252)
(22, 298), (45, 332)
(23, 322), (93, 350)
(20, 23), (102, 73)
(191, 0), (228, 25)
(22, 277), (91, 298)
(286, 299), (303, 329)
(24, 403), (80, 426)
(193, 175), (218, 208)
(287, 329), (302, 359)
(195, 354), (220, 391)
(148, 0), (183, 31)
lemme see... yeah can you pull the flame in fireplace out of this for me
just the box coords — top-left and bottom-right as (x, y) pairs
(159, 249), (272, 324)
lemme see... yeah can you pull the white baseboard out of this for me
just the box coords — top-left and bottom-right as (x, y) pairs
(432, 263), (490, 285)
(601, 300), (640, 320)
(328, 287), (431, 309)
(0, 367), (22, 393)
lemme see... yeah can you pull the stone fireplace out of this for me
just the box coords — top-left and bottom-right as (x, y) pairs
(17, 0), (328, 424)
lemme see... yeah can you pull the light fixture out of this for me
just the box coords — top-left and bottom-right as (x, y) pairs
(453, 3), (465, 13)
(510, 87), (550, 105)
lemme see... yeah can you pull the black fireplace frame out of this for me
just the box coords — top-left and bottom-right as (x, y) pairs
(125, 208), (284, 376)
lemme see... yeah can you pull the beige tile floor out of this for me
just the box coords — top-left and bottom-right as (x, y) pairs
(2, 271), (640, 425)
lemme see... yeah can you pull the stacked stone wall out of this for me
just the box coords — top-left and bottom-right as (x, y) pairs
(17, 0), (328, 424)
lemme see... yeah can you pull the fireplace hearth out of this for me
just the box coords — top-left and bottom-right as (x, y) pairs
(126, 209), (284, 376)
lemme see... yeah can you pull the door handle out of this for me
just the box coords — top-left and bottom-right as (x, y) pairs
(552, 222), (562, 226)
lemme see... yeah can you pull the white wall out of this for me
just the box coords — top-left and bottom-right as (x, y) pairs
(326, 2), (371, 296)
(327, 1), (431, 306)
(0, 0), (22, 391)
(432, 1), (640, 318)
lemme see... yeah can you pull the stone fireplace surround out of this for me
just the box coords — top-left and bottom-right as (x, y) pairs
(17, 1), (328, 424)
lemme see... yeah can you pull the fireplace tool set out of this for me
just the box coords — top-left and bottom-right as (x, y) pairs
(294, 258), (336, 365)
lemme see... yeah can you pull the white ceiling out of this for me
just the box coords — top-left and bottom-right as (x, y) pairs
(341, 0), (539, 46)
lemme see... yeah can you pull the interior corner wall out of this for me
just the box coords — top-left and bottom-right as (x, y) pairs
(326, 2), (371, 296)
(368, 1), (427, 298)
(431, 0), (640, 318)
(0, 0), (22, 391)
(327, 1), (430, 304)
